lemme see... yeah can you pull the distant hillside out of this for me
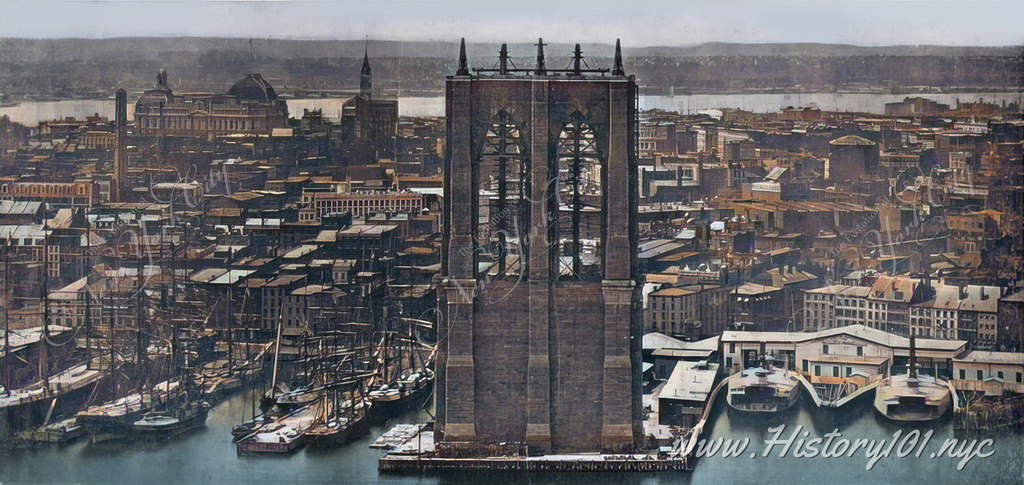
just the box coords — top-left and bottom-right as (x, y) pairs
(1, 38), (1020, 62)
(0, 38), (1020, 98)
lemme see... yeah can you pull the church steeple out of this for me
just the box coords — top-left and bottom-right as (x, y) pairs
(360, 40), (372, 96)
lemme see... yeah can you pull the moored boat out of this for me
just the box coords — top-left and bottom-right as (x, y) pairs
(727, 366), (800, 412)
(76, 379), (184, 436)
(307, 398), (371, 448)
(236, 404), (317, 454)
(368, 369), (433, 418)
(873, 335), (951, 421)
(131, 400), (211, 434)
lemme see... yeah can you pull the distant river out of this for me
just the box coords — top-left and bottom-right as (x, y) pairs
(1, 390), (1019, 484)
(2, 92), (1021, 124)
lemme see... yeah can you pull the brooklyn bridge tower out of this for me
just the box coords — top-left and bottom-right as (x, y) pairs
(437, 39), (641, 452)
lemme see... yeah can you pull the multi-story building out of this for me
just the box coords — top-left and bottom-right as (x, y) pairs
(802, 275), (928, 336)
(645, 284), (732, 340)
(998, 290), (1023, 352)
(298, 190), (424, 221)
(911, 284), (1001, 348)
(1, 180), (100, 210)
(134, 70), (288, 136)
(803, 285), (843, 331)
(638, 120), (677, 158)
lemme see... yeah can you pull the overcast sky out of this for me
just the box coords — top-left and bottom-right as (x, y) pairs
(1, 0), (1022, 46)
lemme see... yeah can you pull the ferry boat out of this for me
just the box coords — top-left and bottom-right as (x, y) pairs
(727, 366), (801, 412)
(873, 335), (951, 421)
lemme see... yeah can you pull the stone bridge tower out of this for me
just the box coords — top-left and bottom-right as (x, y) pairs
(436, 39), (641, 453)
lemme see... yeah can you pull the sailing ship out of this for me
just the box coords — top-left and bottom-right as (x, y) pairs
(367, 330), (434, 417)
(874, 335), (952, 421)
(306, 395), (370, 448)
(307, 354), (374, 448)
(75, 378), (186, 436)
(235, 403), (318, 454)
(727, 363), (801, 412)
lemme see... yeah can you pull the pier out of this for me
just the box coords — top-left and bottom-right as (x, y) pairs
(376, 375), (739, 472)
(793, 373), (881, 408)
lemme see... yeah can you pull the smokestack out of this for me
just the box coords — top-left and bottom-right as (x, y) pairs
(113, 88), (128, 203)
(908, 334), (917, 379)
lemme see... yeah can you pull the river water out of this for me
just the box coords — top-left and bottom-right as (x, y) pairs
(1, 390), (1019, 484)
(1, 92), (1021, 124)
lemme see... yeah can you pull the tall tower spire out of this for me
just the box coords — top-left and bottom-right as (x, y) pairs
(456, 38), (469, 76)
(613, 39), (625, 76)
(113, 88), (128, 203)
(360, 38), (372, 96)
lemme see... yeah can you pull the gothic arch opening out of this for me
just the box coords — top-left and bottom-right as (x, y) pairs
(555, 112), (603, 281)
(477, 110), (529, 278)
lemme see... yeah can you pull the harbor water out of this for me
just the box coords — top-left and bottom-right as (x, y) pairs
(1, 390), (1020, 484)
(1, 92), (1022, 125)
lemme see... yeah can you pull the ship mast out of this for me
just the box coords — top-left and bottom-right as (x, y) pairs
(84, 217), (92, 370)
(269, 309), (285, 401)
(40, 219), (50, 393)
(136, 232), (146, 384)
(170, 242), (179, 376)
(3, 237), (10, 396)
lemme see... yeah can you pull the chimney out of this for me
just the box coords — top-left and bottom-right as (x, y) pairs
(909, 334), (917, 379)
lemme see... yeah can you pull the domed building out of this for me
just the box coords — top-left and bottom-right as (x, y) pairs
(134, 70), (288, 136)
(227, 73), (279, 103)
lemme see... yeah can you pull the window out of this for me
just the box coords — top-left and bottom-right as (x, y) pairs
(997, 371), (1004, 380)
(814, 365), (821, 376)
(959, 369), (966, 380)
(802, 360), (808, 372)
(856, 346), (863, 357)
(726, 357), (733, 369)
(1017, 372), (1022, 383)
(977, 370), (984, 380)
(730, 343), (735, 353)
(833, 367), (840, 377)
(823, 344), (829, 355)
(846, 367), (852, 377)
